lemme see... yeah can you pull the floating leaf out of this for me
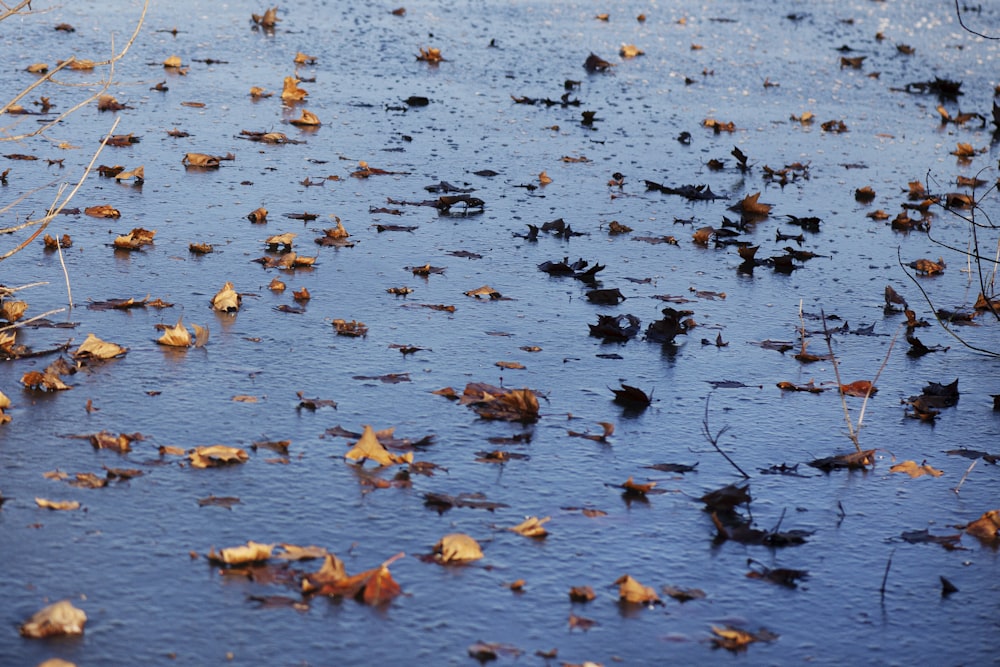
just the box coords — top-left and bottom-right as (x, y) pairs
(434, 533), (483, 563)
(207, 541), (274, 565)
(19, 600), (86, 638)
(890, 460), (943, 478)
(188, 445), (249, 468)
(72, 333), (127, 360)
(615, 574), (660, 604)
(509, 516), (550, 538)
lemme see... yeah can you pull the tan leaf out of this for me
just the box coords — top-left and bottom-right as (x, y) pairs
(84, 204), (121, 218)
(416, 46), (444, 62)
(19, 600), (87, 638)
(249, 86), (272, 98)
(232, 395), (259, 403)
(72, 333), (127, 360)
(247, 206), (268, 223)
(27, 63), (49, 74)
(182, 153), (221, 168)
(265, 232), (296, 248)
(114, 165), (144, 182)
(619, 43), (644, 58)
(188, 445), (249, 468)
(163, 55), (183, 68)
(890, 460), (944, 478)
(509, 516), (550, 538)
(615, 574), (660, 604)
(269, 277), (286, 291)
(207, 540), (275, 564)
(21, 370), (71, 391)
(252, 6), (279, 27)
(212, 281), (241, 312)
(157, 318), (192, 347)
(35, 498), (81, 511)
(465, 285), (502, 299)
(281, 76), (308, 101)
(434, 533), (484, 563)
(191, 322), (210, 348)
(496, 361), (525, 370)
(290, 110), (321, 126)
(963, 510), (1000, 541)
(345, 425), (412, 466)
(1, 300), (27, 321)
(274, 544), (330, 561)
(538, 171), (552, 185)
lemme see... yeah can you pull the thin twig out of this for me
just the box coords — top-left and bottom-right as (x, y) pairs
(701, 393), (750, 479)
(854, 325), (901, 433)
(879, 548), (896, 604)
(819, 306), (859, 451)
(953, 459), (977, 494)
(955, 0), (999, 40)
(56, 236), (73, 309)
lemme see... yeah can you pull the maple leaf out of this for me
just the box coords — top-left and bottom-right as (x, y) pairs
(72, 333), (128, 360)
(345, 425), (413, 467)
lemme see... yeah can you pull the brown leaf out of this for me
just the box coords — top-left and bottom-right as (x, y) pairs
(252, 6), (279, 27)
(839, 380), (876, 397)
(247, 207), (268, 224)
(808, 450), (876, 472)
(84, 204), (121, 218)
(416, 46), (445, 63)
(19, 600), (87, 638)
(182, 153), (222, 168)
(332, 319), (368, 337)
(961, 510), (1000, 542)
(290, 109), (321, 126)
(157, 318), (192, 347)
(569, 585), (595, 602)
(113, 227), (156, 251)
(710, 625), (777, 651)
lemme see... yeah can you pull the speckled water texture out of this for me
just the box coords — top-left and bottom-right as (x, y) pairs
(1, 1), (999, 665)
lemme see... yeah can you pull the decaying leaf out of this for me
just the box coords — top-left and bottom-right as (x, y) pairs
(710, 625), (777, 651)
(188, 445), (249, 468)
(88, 430), (140, 453)
(808, 450), (876, 472)
(423, 492), (508, 513)
(434, 533), (483, 563)
(247, 207), (268, 224)
(84, 204), (121, 218)
(21, 368), (72, 392)
(212, 282), (241, 312)
(890, 460), (943, 478)
(745, 559), (809, 588)
(569, 585), (596, 602)
(72, 333), (127, 361)
(19, 600), (87, 638)
(729, 192), (772, 217)
(35, 498), (81, 511)
(465, 285), (503, 300)
(567, 421), (614, 443)
(207, 540), (275, 565)
(460, 383), (540, 423)
(113, 227), (156, 251)
(615, 574), (660, 604)
(302, 552), (404, 605)
(332, 319), (368, 337)
(1, 300), (28, 321)
(345, 425), (413, 467)
(509, 516), (550, 538)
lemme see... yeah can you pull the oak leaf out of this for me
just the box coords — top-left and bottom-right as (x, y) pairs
(434, 533), (483, 563)
(19, 600), (87, 638)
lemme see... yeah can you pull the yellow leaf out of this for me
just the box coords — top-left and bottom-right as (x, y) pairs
(890, 460), (944, 478)
(434, 533), (483, 563)
(188, 445), (249, 468)
(19, 600), (87, 638)
(163, 55), (183, 68)
(35, 498), (81, 511)
(207, 541), (274, 564)
(509, 516), (550, 538)
(345, 425), (412, 466)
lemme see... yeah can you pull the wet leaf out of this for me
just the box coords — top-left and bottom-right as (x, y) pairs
(345, 425), (413, 467)
(182, 153), (223, 168)
(207, 541), (275, 565)
(961, 510), (1000, 542)
(84, 204), (121, 218)
(332, 319), (368, 337)
(35, 498), (81, 511)
(567, 421), (614, 443)
(211, 282), (241, 312)
(468, 642), (522, 663)
(197, 495), (241, 509)
(568, 613), (599, 631)
(508, 516), (550, 538)
(568, 585), (595, 602)
(423, 492), (508, 513)
(710, 625), (777, 651)
(808, 450), (875, 472)
(434, 533), (483, 563)
(281, 76), (308, 101)
(777, 380), (827, 393)
(839, 380), (876, 397)
(71, 333), (127, 360)
(460, 383), (540, 423)
(662, 585), (706, 602)
(157, 318), (192, 347)
(583, 52), (613, 72)
(615, 574), (660, 604)
(745, 559), (809, 588)
(900, 529), (964, 550)
(19, 600), (86, 638)
(252, 6), (279, 28)
(610, 383), (651, 409)
(188, 445), (249, 468)
(416, 46), (445, 62)
(890, 460), (943, 478)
